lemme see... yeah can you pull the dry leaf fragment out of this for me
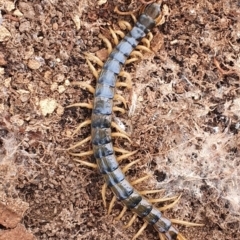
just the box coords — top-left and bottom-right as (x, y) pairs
(0, 26), (11, 42)
(39, 98), (57, 116)
(98, 0), (107, 5)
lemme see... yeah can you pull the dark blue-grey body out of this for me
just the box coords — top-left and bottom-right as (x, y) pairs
(91, 3), (179, 240)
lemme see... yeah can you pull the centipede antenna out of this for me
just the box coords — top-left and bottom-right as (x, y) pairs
(156, 4), (169, 26)
(140, 0), (157, 5)
(114, 5), (141, 16)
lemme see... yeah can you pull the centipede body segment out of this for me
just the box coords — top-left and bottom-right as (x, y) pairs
(90, 3), (180, 240)
(68, 2), (203, 240)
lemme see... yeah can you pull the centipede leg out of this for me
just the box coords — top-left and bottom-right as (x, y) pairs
(124, 214), (137, 228)
(111, 132), (132, 143)
(71, 81), (95, 94)
(148, 195), (178, 204)
(125, 57), (140, 65)
(112, 29), (125, 39)
(117, 71), (132, 89)
(69, 120), (131, 150)
(159, 233), (165, 240)
(102, 183), (107, 208)
(118, 20), (132, 31)
(158, 194), (182, 211)
(122, 159), (144, 174)
(71, 81), (127, 108)
(115, 206), (127, 220)
(170, 219), (204, 227)
(135, 44), (153, 53)
(69, 150), (93, 157)
(109, 27), (120, 46)
(71, 119), (92, 137)
(113, 147), (132, 154)
(73, 158), (97, 169)
(85, 53), (104, 67)
(67, 102), (125, 114)
(176, 233), (187, 240)
(70, 133), (132, 163)
(85, 58), (100, 79)
(111, 121), (130, 136)
(113, 106), (126, 114)
(130, 50), (144, 60)
(67, 136), (91, 151)
(66, 102), (93, 109)
(132, 221), (148, 240)
(107, 195), (117, 214)
(99, 33), (113, 54)
(116, 150), (138, 163)
(113, 94), (127, 108)
(139, 189), (165, 195)
(141, 32), (153, 48)
(126, 47), (154, 64)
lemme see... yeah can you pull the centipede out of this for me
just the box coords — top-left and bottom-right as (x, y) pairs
(67, 1), (203, 240)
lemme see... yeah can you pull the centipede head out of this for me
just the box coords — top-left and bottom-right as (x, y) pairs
(140, 1), (166, 27)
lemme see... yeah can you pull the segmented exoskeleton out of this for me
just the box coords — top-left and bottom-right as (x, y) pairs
(91, 3), (181, 240)
(68, 2), (203, 240)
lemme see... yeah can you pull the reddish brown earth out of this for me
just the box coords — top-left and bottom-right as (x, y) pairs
(0, 0), (239, 239)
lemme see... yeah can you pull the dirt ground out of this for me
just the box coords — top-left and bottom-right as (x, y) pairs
(0, 0), (240, 239)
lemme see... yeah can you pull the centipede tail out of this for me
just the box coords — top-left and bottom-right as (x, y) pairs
(91, 3), (180, 240)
